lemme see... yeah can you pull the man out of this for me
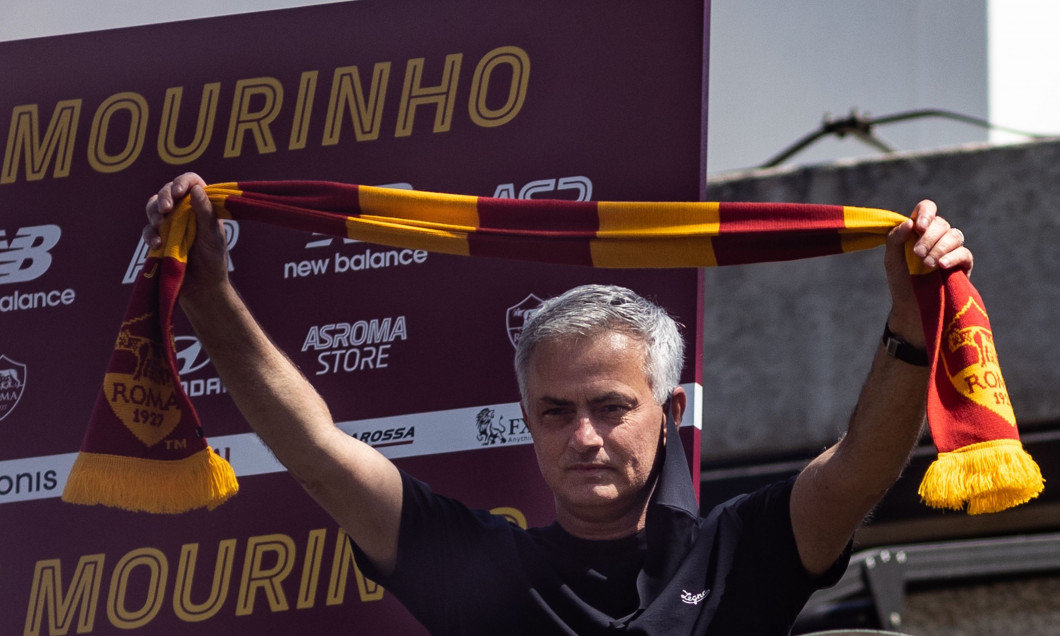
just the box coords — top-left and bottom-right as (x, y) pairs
(146, 173), (972, 634)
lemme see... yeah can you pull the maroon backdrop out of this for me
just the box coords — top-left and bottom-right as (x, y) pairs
(0, 1), (709, 632)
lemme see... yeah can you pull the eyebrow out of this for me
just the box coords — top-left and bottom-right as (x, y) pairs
(535, 391), (638, 407)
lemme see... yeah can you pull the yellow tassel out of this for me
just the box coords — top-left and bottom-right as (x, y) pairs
(62, 446), (239, 514)
(918, 439), (1045, 514)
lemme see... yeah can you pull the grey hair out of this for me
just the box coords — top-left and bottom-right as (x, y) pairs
(514, 284), (685, 405)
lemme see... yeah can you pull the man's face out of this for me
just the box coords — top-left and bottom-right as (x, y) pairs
(522, 331), (665, 535)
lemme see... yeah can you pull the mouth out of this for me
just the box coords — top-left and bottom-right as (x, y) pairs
(568, 463), (611, 474)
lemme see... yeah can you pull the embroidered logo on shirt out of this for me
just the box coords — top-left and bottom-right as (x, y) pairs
(680, 589), (708, 606)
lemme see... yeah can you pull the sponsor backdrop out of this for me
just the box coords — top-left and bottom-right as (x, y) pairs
(0, 1), (708, 633)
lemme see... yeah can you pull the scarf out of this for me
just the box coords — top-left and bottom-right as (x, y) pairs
(61, 181), (1044, 515)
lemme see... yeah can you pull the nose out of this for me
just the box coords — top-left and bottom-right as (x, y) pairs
(570, 415), (603, 451)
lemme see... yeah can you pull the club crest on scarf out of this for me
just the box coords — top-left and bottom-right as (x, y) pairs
(104, 312), (182, 447)
(941, 296), (1016, 426)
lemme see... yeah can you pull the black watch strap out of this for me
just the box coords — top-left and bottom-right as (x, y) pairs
(882, 323), (929, 367)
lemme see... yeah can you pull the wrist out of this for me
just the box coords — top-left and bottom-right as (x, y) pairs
(881, 321), (929, 367)
(179, 279), (237, 320)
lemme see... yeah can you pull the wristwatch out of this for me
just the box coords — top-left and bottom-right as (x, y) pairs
(881, 322), (929, 367)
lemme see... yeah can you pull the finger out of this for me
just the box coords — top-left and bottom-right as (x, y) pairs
(169, 174), (192, 202)
(188, 185), (220, 244)
(146, 174), (206, 249)
(144, 191), (168, 249)
(913, 216), (952, 263)
(908, 199), (940, 257)
(142, 223), (161, 249)
(937, 244), (974, 274)
(153, 173), (203, 216)
(145, 193), (162, 225)
(886, 217), (915, 246)
(189, 184), (215, 223)
(171, 172), (205, 199)
(921, 224), (966, 269)
(909, 199), (938, 234)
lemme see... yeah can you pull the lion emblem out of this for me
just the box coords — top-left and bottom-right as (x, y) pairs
(475, 407), (506, 445)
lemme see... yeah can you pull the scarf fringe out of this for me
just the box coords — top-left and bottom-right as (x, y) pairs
(61, 447), (238, 514)
(918, 439), (1045, 514)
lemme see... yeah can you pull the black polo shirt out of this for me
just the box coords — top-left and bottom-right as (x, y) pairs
(354, 419), (848, 635)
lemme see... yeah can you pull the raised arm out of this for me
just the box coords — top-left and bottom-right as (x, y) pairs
(145, 173), (402, 574)
(789, 200), (973, 575)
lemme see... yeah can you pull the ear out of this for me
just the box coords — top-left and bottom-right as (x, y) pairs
(668, 386), (687, 427)
(659, 387), (687, 447)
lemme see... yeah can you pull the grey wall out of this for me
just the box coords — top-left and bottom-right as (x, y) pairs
(701, 139), (1060, 463)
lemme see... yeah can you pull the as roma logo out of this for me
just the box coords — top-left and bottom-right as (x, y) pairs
(941, 297), (1016, 426)
(0, 355), (27, 422)
(506, 293), (544, 349)
(104, 314), (182, 447)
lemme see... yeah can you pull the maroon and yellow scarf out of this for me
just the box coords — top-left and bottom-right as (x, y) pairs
(62, 181), (1044, 515)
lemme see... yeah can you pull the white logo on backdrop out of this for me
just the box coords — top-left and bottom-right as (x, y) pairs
(492, 176), (593, 201)
(473, 407), (531, 447)
(0, 225), (76, 313)
(0, 225), (61, 284)
(301, 316), (408, 376)
(173, 335), (227, 398)
(0, 355), (27, 422)
(506, 294), (544, 349)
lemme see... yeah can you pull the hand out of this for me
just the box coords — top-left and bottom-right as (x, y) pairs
(143, 172), (230, 302)
(883, 200), (973, 347)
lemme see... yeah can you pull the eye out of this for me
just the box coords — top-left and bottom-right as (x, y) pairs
(598, 403), (632, 418)
(538, 406), (573, 423)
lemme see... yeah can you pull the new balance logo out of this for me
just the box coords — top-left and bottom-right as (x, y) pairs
(0, 225), (61, 285)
